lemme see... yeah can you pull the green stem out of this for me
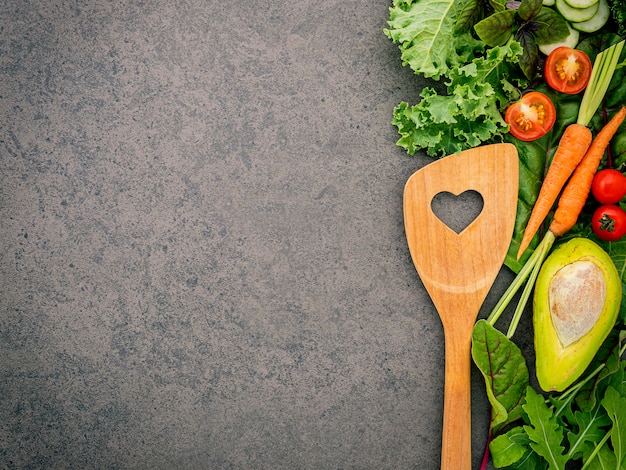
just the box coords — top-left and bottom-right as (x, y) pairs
(580, 430), (611, 470)
(577, 40), (625, 127)
(487, 239), (545, 326)
(507, 232), (555, 338)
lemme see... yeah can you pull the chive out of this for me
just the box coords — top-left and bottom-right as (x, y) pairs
(577, 40), (624, 127)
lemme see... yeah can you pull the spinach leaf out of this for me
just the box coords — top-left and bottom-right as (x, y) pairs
(489, 426), (531, 468)
(471, 320), (529, 432)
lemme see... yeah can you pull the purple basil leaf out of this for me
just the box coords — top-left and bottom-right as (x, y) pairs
(474, 9), (517, 47)
(532, 7), (570, 45)
(518, 0), (542, 21)
(515, 29), (539, 79)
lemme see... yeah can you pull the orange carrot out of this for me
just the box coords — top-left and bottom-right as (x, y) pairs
(549, 106), (626, 237)
(516, 123), (592, 259)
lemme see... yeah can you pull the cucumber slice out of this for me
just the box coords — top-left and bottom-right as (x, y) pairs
(572, 0), (610, 32)
(538, 24), (580, 56)
(556, 0), (599, 22)
(543, 0), (556, 5)
(563, 0), (598, 9)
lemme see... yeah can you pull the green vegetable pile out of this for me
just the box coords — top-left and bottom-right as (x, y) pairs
(385, 0), (626, 468)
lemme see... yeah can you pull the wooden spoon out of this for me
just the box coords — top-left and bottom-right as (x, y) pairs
(403, 144), (519, 469)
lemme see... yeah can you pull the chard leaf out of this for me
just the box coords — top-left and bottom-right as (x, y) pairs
(471, 320), (529, 432)
(384, 0), (476, 79)
(474, 9), (517, 47)
(522, 386), (570, 470)
(490, 426), (530, 467)
(601, 386), (626, 466)
(531, 7), (570, 46)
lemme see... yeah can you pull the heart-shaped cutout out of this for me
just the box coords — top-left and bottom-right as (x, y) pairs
(431, 190), (484, 234)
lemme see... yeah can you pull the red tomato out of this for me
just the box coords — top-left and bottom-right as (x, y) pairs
(505, 91), (556, 141)
(591, 169), (626, 204)
(544, 46), (592, 95)
(591, 205), (626, 242)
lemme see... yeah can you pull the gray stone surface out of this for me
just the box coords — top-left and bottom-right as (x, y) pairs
(1, 1), (534, 469)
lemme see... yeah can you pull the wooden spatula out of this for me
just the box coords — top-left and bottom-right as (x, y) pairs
(403, 143), (519, 469)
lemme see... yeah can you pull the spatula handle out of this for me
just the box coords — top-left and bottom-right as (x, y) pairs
(441, 330), (472, 470)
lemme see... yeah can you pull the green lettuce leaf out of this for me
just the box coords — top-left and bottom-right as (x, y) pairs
(384, 0), (479, 80)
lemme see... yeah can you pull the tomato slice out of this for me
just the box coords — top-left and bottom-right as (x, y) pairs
(544, 46), (592, 95)
(504, 91), (556, 141)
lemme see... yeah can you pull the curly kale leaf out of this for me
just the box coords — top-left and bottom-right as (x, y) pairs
(391, 41), (524, 158)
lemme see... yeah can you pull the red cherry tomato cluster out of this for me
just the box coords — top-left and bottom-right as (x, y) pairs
(504, 47), (592, 142)
(590, 169), (626, 242)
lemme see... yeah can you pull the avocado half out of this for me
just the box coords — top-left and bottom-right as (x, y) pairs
(533, 237), (622, 392)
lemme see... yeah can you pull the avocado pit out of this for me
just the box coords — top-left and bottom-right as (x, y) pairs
(550, 259), (606, 347)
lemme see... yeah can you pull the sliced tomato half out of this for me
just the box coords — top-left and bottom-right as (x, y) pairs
(544, 46), (592, 94)
(504, 91), (557, 141)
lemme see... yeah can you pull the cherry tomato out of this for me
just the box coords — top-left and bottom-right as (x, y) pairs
(544, 46), (592, 95)
(591, 169), (626, 204)
(504, 91), (556, 141)
(591, 204), (626, 242)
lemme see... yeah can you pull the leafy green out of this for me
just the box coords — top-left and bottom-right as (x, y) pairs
(607, 0), (626, 38)
(390, 41), (524, 157)
(473, 0), (569, 80)
(566, 407), (612, 460)
(384, 0), (479, 80)
(601, 386), (626, 466)
(523, 387), (570, 470)
(487, 335), (626, 469)
(490, 426), (531, 468)
(474, 9), (517, 47)
(471, 320), (530, 432)
(385, 0), (530, 157)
